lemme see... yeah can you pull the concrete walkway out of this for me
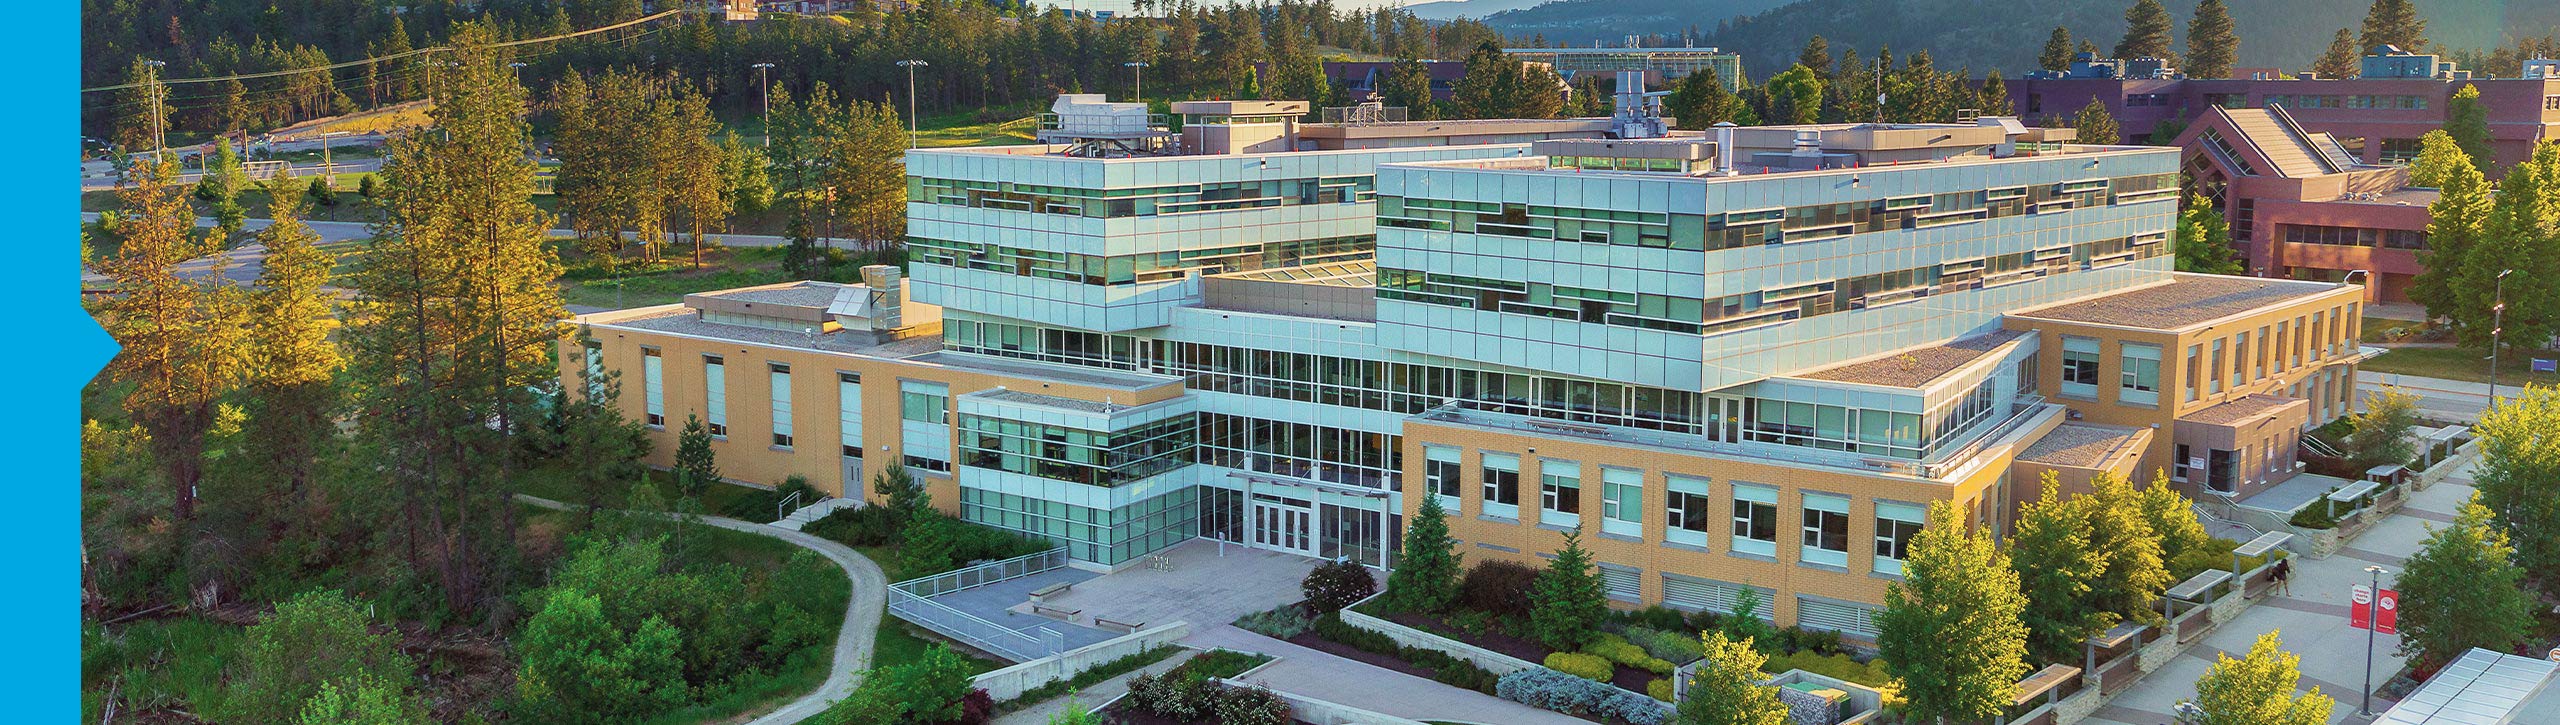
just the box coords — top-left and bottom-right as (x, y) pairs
(515, 494), (886, 725)
(2086, 460), (2483, 725)
(991, 648), (1204, 725)
(1186, 624), (1593, 725)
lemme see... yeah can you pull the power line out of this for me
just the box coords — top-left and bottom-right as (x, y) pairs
(81, 10), (694, 94)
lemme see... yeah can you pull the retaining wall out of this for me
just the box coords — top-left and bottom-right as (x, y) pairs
(971, 621), (1192, 702)
(1338, 594), (1539, 676)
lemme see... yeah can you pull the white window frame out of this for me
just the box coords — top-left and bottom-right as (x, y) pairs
(1600, 467), (1643, 538)
(1423, 445), (1463, 505)
(642, 347), (664, 427)
(769, 362), (794, 449)
(1872, 500), (1926, 576)
(1481, 452), (1521, 520)
(1539, 459), (1581, 528)
(1800, 491), (1851, 568)
(1731, 483), (1779, 558)
(2119, 342), (2162, 407)
(704, 354), (728, 437)
(838, 372), (863, 458)
(1665, 475), (1712, 547)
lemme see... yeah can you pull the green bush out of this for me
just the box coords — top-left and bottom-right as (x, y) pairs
(1545, 652), (1615, 682)
(1233, 604), (1315, 639)
(2289, 497), (2348, 530)
(1762, 651), (1894, 687)
(802, 505), (905, 547)
(996, 645), (1177, 711)
(1622, 626), (1705, 664)
(1310, 613), (1501, 694)
(1585, 634), (1677, 676)
(1647, 677), (1676, 702)
(1611, 605), (1691, 633)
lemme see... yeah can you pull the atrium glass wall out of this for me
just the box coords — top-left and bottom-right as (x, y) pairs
(960, 487), (1199, 565)
(1197, 413), (1402, 490)
(956, 413), (1195, 487)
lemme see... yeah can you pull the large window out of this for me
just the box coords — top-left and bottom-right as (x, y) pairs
(837, 372), (863, 458)
(703, 354), (728, 437)
(1873, 501), (1925, 576)
(641, 347), (664, 427)
(1665, 475), (1712, 547)
(1196, 413), (1401, 490)
(1481, 453), (1521, 519)
(957, 413), (1194, 487)
(1801, 492), (1851, 568)
(901, 385), (948, 424)
(2061, 336), (2102, 399)
(1601, 467), (1643, 538)
(1540, 460), (1582, 527)
(768, 362), (794, 448)
(1731, 483), (1779, 558)
(2120, 343), (2162, 406)
(1423, 446), (1463, 502)
(898, 381), (951, 472)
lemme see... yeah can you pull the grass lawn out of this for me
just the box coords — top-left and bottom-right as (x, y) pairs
(513, 462), (784, 521)
(2362, 345), (2560, 388)
(85, 178), (387, 226)
(556, 245), (795, 310)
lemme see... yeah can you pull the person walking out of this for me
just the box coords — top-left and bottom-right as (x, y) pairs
(2268, 557), (2293, 596)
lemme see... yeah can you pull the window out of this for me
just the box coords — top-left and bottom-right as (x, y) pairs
(2185, 344), (2203, 402)
(703, 354), (728, 437)
(1600, 468), (1643, 537)
(2061, 336), (2102, 398)
(2174, 442), (2192, 481)
(1731, 483), (1779, 557)
(837, 372), (863, 458)
(1665, 475), (1711, 547)
(898, 381), (951, 472)
(641, 347), (664, 427)
(1423, 446), (1463, 501)
(768, 362), (794, 448)
(901, 385), (948, 424)
(2120, 343), (2162, 406)
(1801, 492), (1851, 568)
(1873, 501), (1924, 576)
(581, 341), (603, 390)
(1481, 453), (1521, 519)
(1540, 460), (1581, 527)
(2206, 448), (2238, 493)
(2233, 331), (2250, 387)
(2208, 339), (2226, 394)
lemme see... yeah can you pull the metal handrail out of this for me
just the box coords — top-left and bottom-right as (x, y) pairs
(884, 546), (1071, 662)
(775, 489), (804, 524)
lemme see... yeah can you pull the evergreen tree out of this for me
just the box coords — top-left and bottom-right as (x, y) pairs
(2456, 142), (2560, 352)
(816, 643), (980, 723)
(2185, 0), (2239, 79)
(2072, 97), (2122, 144)
(2176, 194), (2244, 274)
(2084, 473), (2172, 624)
(2314, 28), (2362, 79)
(1666, 69), (1739, 130)
(2473, 386), (2560, 597)
(199, 137), (249, 239)
(116, 57), (172, 155)
(293, 675), (427, 725)
(1677, 631), (1790, 725)
(1379, 58), (1440, 121)
(1979, 70), (2013, 116)
(781, 212), (821, 280)
(560, 328), (651, 515)
(2360, 0), (2428, 52)
(1766, 64), (1825, 125)
(2041, 26), (2077, 72)
(2395, 499), (2532, 668)
(305, 176), (335, 207)
(1798, 36), (1834, 82)
(2444, 84), (2493, 170)
(2009, 474), (2109, 666)
(1878, 500), (2031, 723)
(875, 463), (926, 515)
(2116, 0), (2178, 65)
(2408, 132), (2489, 324)
(674, 414), (720, 498)
(245, 169), (341, 537)
(2193, 632), (2333, 725)
(720, 131), (773, 221)
(1453, 41), (1511, 119)
(1528, 531), (1608, 651)
(515, 589), (688, 722)
(1386, 495), (1462, 612)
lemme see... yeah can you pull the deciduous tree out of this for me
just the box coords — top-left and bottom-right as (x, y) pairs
(2409, 132), (2490, 325)
(1765, 64), (1825, 124)
(2395, 498), (2532, 667)
(225, 589), (417, 724)
(2444, 84), (2493, 171)
(1879, 500), (2031, 723)
(1676, 631), (1789, 725)
(2085, 473), (2172, 624)
(2193, 632), (2333, 725)
(2346, 388), (2421, 471)
(2176, 194), (2244, 274)
(2009, 474), (2109, 666)
(2473, 385), (2560, 596)
(2455, 142), (2560, 352)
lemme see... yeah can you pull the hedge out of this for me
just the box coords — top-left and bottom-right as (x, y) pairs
(1545, 652), (1615, 682)
(1310, 612), (1501, 695)
(1496, 667), (1669, 725)
(1585, 634), (1676, 676)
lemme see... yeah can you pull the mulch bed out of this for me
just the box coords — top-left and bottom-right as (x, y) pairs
(1374, 609), (1659, 696)
(1283, 628), (1445, 681)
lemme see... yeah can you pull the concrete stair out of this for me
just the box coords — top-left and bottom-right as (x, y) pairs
(773, 496), (864, 531)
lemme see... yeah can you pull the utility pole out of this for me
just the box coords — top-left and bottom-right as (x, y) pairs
(2360, 565), (2386, 716)
(896, 59), (929, 148)
(1126, 61), (1150, 104)
(753, 62), (776, 147)
(2488, 268), (2512, 407)
(144, 59), (167, 167)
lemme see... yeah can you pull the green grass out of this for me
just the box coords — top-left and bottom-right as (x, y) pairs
(874, 618), (1006, 677)
(555, 246), (798, 309)
(512, 462), (779, 520)
(83, 617), (246, 721)
(2362, 346), (2560, 388)
(914, 115), (1038, 148)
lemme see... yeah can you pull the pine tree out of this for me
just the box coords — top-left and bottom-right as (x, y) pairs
(245, 168), (341, 537)
(2444, 84), (2493, 170)
(1878, 500), (2031, 723)
(560, 328), (650, 515)
(2360, 0), (2427, 53)
(2193, 632), (2333, 725)
(2473, 386), (2560, 597)
(2072, 97), (2122, 144)
(2185, 0), (2239, 79)
(2456, 142), (2560, 352)
(1453, 41), (1510, 119)
(117, 57), (172, 155)
(2176, 194), (2244, 274)
(1386, 495), (1462, 613)
(1528, 531), (1607, 651)
(2116, 0), (2178, 65)
(1979, 70), (2013, 116)
(875, 463), (926, 515)
(2314, 28), (2362, 79)
(664, 84), (729, 268)
(2041, 27), (2077, 72)
(675, 414), (720, 499)
(2408, 132), (2489, 324)
(2009, 474), (2110, 666)
(2084, 473), (2172, 624)
(1380, 58), (1440, 121)
(2395, 498), (2532, 667)
(1666, 69), (1738, 130)
(1677, 631), (1790, 725)
(200, 138), (249, 240)
(1798, 36), (1833, 82)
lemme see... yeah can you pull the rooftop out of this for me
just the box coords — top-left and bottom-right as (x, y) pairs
(697, 281), (842, 308)
(2186, 394), (2307, 425)
(2017, 423), (2149, 468)
(904, 351), (1182, 392)
(1212, 259), (1376, 287)
(599, 307), (946, 357)
(967, 388), (1133, 414)
(2011, 274), (2344, 330)
(1794, 329), (2030, 388)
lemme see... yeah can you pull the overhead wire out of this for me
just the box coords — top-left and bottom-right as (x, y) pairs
(81, 9), (694, 93)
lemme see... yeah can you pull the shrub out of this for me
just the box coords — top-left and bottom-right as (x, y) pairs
(1546, 652), (1616, 681)
(1462, 560), (1541, 618)
(1310, 613), (1501, 695)
(2289, 496), (2348, 530)
(802, 504), (905, 547)
(958, 689), (993, 724)
(1126, 665), (1289, 725)
(1210, 684), (1292, 725)
(1233, 604), (1315, 639)
(1585, 634), (1676, 676)
(1623, 626), (1706, 664)
(1496, 667), (1669, 725)
(1775, 627), (1847, 656)
(1647, 678), (1676, 703)
(1302, 559), (1377, 613)
(1612, 606), (1690, 633)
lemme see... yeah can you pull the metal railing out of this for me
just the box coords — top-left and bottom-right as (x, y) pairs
(775, 489), (805, 524)
(886, 547), (1070, 662)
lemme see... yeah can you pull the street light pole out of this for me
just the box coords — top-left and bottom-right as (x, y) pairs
(2488, 268), (2511, 408)
(752, 62), (776, 147)
(145, 59), (167, 167)
(1125, 61), (1150, 104)
(896, 59), (928, 149)
(2360, 565), (2386, 716)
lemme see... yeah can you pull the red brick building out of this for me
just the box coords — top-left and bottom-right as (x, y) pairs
(2173, 105), (2434, 303)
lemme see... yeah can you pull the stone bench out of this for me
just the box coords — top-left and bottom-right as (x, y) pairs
(1095, 616), (1145, 633)
(1029, 581), (1073, 603)
(1031, 602), (1082, 621)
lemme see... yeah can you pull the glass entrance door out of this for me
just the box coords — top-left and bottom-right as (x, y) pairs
(1251, 495), (1315, 556)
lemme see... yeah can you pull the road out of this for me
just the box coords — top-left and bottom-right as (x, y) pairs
(81, 158), (390, 191)
(79, 212), (795, 291)
(2356, 371), (2495, 422)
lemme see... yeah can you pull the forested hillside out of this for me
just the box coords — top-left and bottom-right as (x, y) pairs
(1475, 0), (1795, 44)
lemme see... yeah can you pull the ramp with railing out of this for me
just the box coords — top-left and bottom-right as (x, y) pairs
(885, 547), (1070, 662)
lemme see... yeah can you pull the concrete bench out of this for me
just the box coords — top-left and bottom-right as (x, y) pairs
(1029, 581), (1073, 603)
(1031, 602), (1082, 621)
(1095, 616), (1145, 633)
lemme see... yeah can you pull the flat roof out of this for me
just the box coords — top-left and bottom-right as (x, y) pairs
(1504, 47), (1734, 55)
(697, 281), (842, 308)
(2186, 394), (2305, 425)
(965, 388), (1132, 414)
(2017, 423), (2149, 469)
(598, 308), (944, 358)
(903, 351), (1181, 392)
(2011, 274), (2344, 331)
(1795, 329), (2028, 388)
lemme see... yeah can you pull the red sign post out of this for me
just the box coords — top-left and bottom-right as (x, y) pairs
(2350, 586), (2401, 634)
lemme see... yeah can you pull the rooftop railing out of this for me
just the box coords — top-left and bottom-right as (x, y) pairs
(886, 547), (1069, 662)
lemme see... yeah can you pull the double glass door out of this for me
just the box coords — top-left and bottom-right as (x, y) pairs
(1251, 495), (1314, 556)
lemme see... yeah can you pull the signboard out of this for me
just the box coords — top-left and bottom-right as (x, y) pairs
(2350, 585), (2400, 634)
(2535, 358), (2557, 373)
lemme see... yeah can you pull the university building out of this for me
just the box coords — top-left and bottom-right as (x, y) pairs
(562, 90), (2369, 640)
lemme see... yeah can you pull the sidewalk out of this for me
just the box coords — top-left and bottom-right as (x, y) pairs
(2085, 460), (2481, 725)
(992, 648), (1202, 725)
(1184, 624), (1591, 725)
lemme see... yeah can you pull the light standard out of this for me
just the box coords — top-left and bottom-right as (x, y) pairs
(895, 59), (928, 148)
(2359, 565), (2388, 716)
(752, 62), (776, 146)
(2488, 268), (2512, 407)
(1125, 61), (1150, 103)
(507, 61), (528, 81)
(144, 59), (167, 167)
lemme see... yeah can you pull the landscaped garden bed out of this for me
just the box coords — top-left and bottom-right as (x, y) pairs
(1102, 649), (1288, 725)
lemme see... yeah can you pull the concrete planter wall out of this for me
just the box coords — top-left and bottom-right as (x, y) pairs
(971, 621), (1192, 702)
(1216, 681), (1433, 725)
(1761, 670), (1885, 725)
(2411, 439), (2481, 491)
(1338, 593), (1539, 676)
